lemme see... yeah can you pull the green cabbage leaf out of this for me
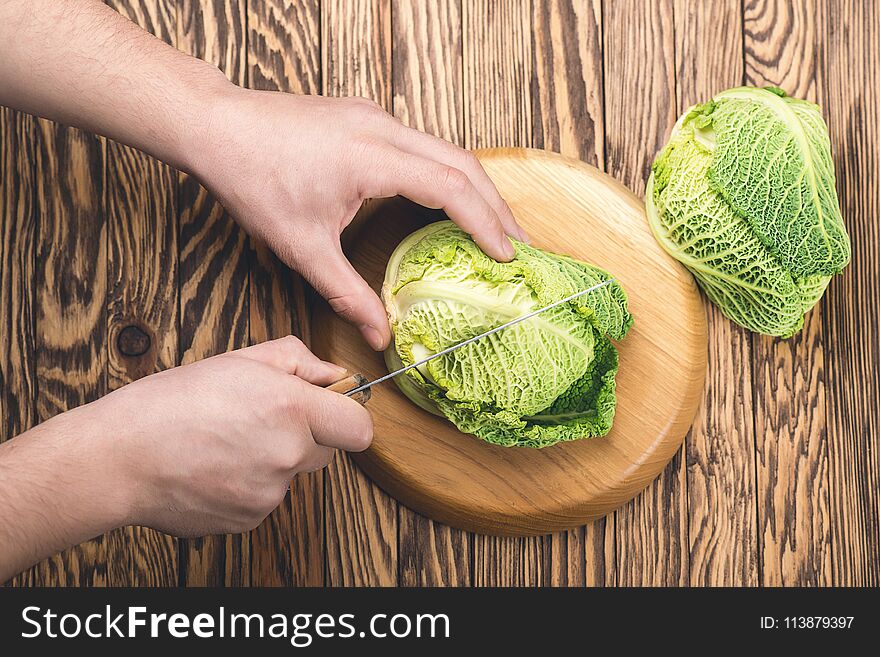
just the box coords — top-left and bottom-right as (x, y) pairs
(647, 86), (850, 337)
(382, 221), (633, 448)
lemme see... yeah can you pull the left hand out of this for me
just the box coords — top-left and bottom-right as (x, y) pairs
(192, 89), (527, 351)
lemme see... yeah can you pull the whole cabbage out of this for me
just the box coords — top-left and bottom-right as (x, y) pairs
(382, 221), (633, 448)
(646, 86), (851, 337)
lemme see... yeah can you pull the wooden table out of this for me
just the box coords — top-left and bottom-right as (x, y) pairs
(1, 0), (877, 587)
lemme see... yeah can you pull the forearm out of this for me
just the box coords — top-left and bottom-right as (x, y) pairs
(0, 405), (133, 583)
(0, 0), (231, 173)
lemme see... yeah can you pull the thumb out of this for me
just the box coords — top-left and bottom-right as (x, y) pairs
(298, 239), (391, 351)
(294, 378), (374, 452)
(229, 335), (347, 385)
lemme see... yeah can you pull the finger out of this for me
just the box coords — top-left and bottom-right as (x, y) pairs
(294, 237), (391, 351)
(293, 379), (373, 452)
(389, 126), (528, 243)
(230, 336), (347, 385)
(361, 146), (517, 262)
(299, 445), (335, 473)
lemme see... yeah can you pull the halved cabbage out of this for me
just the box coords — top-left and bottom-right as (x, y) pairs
(382, 221), (632, 448)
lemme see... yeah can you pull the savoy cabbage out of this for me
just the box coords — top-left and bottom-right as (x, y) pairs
(646, 86), (851, 337)
(382, 221), (633, 448)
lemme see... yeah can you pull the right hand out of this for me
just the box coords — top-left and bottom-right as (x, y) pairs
(85, 336), (372, 536)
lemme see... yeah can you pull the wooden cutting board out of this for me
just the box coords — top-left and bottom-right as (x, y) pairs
(311, 147), (707, 536)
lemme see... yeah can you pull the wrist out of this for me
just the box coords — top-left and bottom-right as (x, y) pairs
(177, 71), (247, 182)
(0, 403), (137, 578)
(46, 401), (140, 532)
(156, 60), (239, 178)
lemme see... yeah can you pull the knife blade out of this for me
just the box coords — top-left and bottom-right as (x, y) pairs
(341, 278), (616, 397)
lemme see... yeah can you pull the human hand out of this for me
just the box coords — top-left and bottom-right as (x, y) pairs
(2, 0), (525, 349)
(192, 90), (527, 351)
(85, 336), (371, 536)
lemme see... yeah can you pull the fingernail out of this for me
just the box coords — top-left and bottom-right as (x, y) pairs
(360, 324), (386, 351)
(324, 362), (348, 377)
(517, 227), (531, 244)
(502, 237), (516, 260)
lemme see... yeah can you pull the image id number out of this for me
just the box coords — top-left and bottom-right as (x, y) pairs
(761, 616), (854, 630)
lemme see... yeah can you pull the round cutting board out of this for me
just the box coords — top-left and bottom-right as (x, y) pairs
(311, 148), (707, 536)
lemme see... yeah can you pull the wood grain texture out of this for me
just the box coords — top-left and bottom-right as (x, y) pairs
(745, 0), (832, 586)
(462, 0), (532, 151)
(673, 0), (758, 586)
(0, 110), (36, 448)
(249, 0), (321, 94)
(391, 0), (472, 587)
(604, 0), (687, 587)
(820, 0), (880, 586)
(531, 0), (606, 587)
(392, 0), (463, 143)
(531, 0), (604, 167)
(176, 0), (250, 587)
(323, 0), (391, 101)
(104, 0), (178, 588)
(0, 109), (37, 588)
(29, 121), (108, 586)
(247, 0), (323, 587)
(321, 0), (399, 586)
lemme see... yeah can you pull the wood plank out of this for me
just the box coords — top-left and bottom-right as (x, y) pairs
(531, 0), (604, 166)
(246, 0), (324, 587)
(531, 0), (605, 587)
(399, 510), (470, 586)
(392, 0), (471, 587)
(672, 0), (758, 586)
(322, 0), (399, 586)
(29, 120), (108, 586)
(462, 0), (531, 151)
(0, 109), (37, 587)
(176, 0), (250, 587)
(104, 0), (178, 589)
(744, 0), (832, 586)
(820, 0), (880, 586)
(462, 0), (543, 586)
(392, 0), (462, 142)
(0, 110), (36, 457)
(603, 0), (686, 586)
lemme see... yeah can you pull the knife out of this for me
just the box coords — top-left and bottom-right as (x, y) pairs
(327, 278), (615, 402)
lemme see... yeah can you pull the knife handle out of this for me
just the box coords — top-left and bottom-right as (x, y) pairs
(326, 373), (371, 406)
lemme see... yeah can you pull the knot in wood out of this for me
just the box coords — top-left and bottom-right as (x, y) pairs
(117, 325), (151, 357)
